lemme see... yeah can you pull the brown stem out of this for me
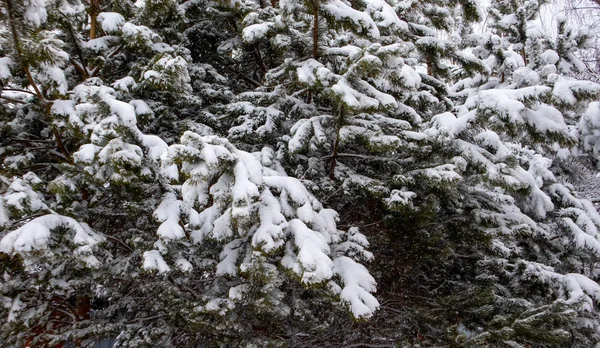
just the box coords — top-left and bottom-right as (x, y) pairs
(426, 55), (433, 76)
(179, 220), (191, 240)
(520, 47), (527, 66)
(329, 105), (344, 180)
(51, 128), (71, 160)
(89, 0), (99, 40)
(75, 295), (91, 320)
(70, 58), (89, 79)
(24, 67), (45, 99)
(45, 103), (72, 161)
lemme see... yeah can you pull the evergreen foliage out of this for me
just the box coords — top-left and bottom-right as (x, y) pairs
(2, 0), (600, 346)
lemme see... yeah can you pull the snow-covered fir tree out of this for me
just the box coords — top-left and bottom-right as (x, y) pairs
(2, 0), (600, 346)
(0, 0), (376, 346)
(435, 0), (600, 345)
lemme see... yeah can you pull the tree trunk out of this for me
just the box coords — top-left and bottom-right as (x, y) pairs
(89, 0), (99, 40)
(520, 47), (527, 66)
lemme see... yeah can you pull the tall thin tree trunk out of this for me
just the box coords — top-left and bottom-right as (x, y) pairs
(427, 55), (433, 76)
(89, 0), (99, 39)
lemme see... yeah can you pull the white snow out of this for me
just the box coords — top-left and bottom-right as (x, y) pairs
(73, 144), (100, 164)
(553, 80), (600, 106)
(216, 239), (243, 275)
(333, 256), (379, 318)
(0, 57), (13, 79)
(385, 188), (416, 209)
(113, 76), (137, 92)
(153, 133), (378, 318)
(332, 77), (380, 109)
(98, 12), (125, 33)
(323, 0), (380, 38)
(252, 189), (287, 252)
(129, 99), (152, 115)
(24, 0), (47, 27)
(154, 193), (185, 240)
(143, 250), (171, 273)
(364, 0), (407, 31)
(102, 93), (137, 127)
(0, 198), (8, 226)
(0, 214), (104, 259)
(289, 219), (333, 284)
(563, 273), (600, 311)
(242, 22), (273, 43)
(176, 258), (193, 272)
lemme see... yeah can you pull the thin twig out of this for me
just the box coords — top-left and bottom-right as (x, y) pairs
(225, 67), (261, 87)
(320, 153), (395, 162)
(2, 88), (37, 96)
(105, 235), (133, 252)
(126, 314), (166, 324)
(90, 43), (125, 77)
(0, 95), (26, 104)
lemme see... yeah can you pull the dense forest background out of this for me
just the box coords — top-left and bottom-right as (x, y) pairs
(3, 0), (600, 346)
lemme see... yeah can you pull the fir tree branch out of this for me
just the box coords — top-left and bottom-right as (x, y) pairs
(11, 137), (56, 143)
(63, 18), (90, 79)
(337, 220), (383, 229)
(225, 66), (261, 87)
(48, 148), (70, 161)
(4, 0), (46, 102)
(90, 43), (125, 77)
(6, 211), (49, 225)
(0, 95), (26, 104)
(320, 153), (395, 161)
(105, 235), (133, 252)
(4, 0), (72, 162)
(126, 314), (166, 324)
(2, 88), (37, 96)
(70, 58), (89, 79)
